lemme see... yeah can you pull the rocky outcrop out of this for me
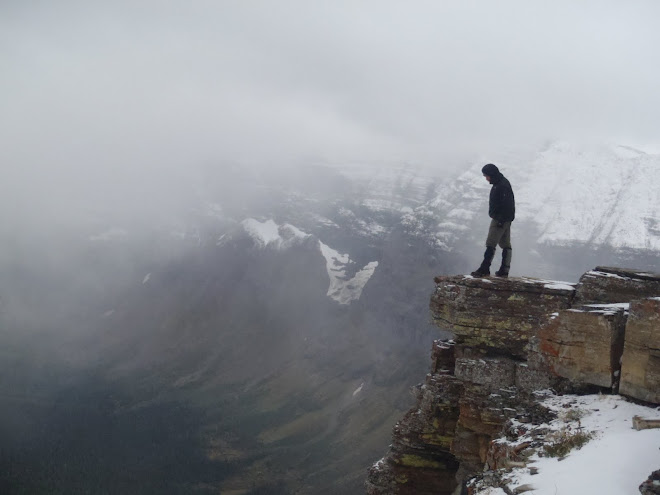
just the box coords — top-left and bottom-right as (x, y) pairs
(368, 276), (575, 494)
(430, 276), (575, 359)
(367, 267), (660, 494)
(640, 470), (660, 495)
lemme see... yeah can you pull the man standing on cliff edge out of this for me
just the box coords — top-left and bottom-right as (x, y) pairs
(471, 163), (515, 278)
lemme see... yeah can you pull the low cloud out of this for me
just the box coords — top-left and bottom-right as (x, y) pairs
(1, 0), (659, 231)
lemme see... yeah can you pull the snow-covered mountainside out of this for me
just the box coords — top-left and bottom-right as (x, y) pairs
(411, 142), (660, 252)
(330, 161), (438, 213)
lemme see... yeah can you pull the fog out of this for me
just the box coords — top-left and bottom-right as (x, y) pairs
(2, 3), (660, 492)
(2, 1), (660, 230)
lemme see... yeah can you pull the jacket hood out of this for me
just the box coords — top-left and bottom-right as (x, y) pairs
(482, 163), (503, 184)
(481, 163), (500, 177)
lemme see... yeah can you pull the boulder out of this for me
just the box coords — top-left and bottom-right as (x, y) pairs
(574, 267), (660, 305)
(639, 469), (660, 495)
(619, 298), (660, 404)
(531, 304), (627, 389)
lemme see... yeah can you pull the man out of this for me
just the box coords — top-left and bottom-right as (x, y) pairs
(471, 163), (515, 278)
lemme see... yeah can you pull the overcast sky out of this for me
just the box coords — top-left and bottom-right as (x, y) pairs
(2, 1), (660, 230)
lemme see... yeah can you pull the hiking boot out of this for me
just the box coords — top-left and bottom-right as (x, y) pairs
(471, 246), (495, 278)
(495, 248), (512, 278)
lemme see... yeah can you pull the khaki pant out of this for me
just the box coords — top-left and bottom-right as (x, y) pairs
(486, 219), (512, 249)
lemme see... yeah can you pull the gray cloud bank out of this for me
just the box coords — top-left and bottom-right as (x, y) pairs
(1, 0), (660, 233)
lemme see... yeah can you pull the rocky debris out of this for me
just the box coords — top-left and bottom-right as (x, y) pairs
(574, 266), (660, 305)
(530, 304), (627, 390)
(430, 276), (575, 359)
(620, 298), (660, 403)
(639, 470), (660, 495)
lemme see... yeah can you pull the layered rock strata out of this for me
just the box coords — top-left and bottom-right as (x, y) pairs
(574, 266), (660, 305)
(367, 276), (575, 494)
(367, 268), (660, 494)
(620, 298), (660, 403)
(429, 276), (575, 359)
(530, 303), (627, 390)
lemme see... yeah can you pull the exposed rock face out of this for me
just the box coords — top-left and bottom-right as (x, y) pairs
(367, 268), (660, 494)
(620, 298), (660, 403)
(366, 343), (462, 495)
(531, 304), (627, 390)
(430, 276), (575, 359)
(368, 276), (575, 494)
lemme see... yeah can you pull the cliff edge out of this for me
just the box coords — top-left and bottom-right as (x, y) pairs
(366, 267), (660, 495)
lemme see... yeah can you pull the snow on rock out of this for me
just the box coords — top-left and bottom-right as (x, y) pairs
(475, 394), (660, 495)
(584, 302), (630, 314)
(543, 282), (576, 291)
(242, 219), (281, 246)
(319, 241), (378, 305)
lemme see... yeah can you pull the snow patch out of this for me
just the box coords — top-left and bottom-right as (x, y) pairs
(242, 219), (281, 246)
(318, 241), (378, 305)
(543, 282), (576, 291)
(587, 270), (630, 280)
(241, 218), (310, 249)
(585, 302), (630, 310)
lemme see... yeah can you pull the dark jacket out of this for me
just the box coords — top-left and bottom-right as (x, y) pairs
(482, 164), (515, 223)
